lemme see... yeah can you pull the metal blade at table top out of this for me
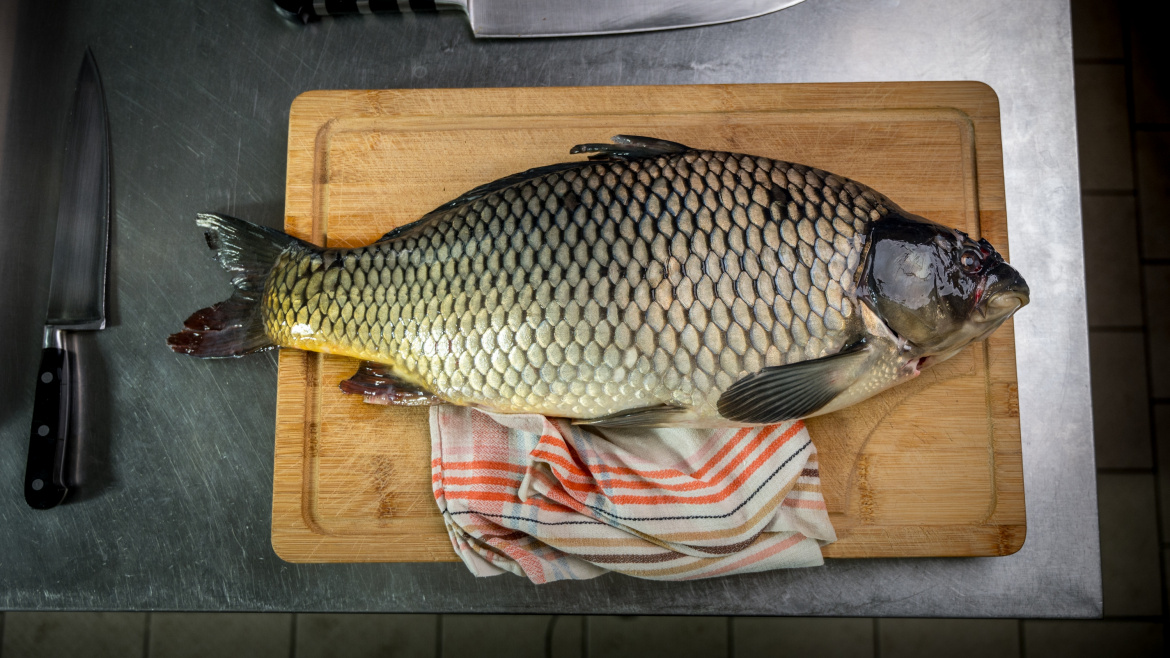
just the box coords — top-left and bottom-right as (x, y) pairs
(45, 48), (110, 332)
(468, 0), (808, 37)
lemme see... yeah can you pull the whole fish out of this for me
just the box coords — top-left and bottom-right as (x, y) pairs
(169, 135), (1029, 427)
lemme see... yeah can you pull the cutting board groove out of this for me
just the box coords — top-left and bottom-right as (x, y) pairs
(272, 82), (1024, 563)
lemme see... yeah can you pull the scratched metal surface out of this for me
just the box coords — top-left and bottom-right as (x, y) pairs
(0, 0), (1099, 616)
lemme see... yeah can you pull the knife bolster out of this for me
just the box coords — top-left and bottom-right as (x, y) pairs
(43, 326), (67, 349)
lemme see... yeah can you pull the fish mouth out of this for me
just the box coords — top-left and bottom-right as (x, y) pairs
(907, 263), (1029, 372)
(975, 263), (1030, 321)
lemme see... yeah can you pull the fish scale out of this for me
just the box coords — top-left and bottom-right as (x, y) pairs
(262, 148), (886, 420)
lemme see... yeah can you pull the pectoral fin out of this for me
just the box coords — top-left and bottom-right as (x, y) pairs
(717, 344), (872, 424)
(573, 403), (689, 428)
(339, 361), (444, 406)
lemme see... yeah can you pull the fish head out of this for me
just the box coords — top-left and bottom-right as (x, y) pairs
(862, 211), (1029, 366)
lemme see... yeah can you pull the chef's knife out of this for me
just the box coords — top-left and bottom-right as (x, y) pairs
(25, 49), (110, 510)
(274, 0), (806, 37)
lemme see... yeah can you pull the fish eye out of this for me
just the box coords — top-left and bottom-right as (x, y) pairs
(960, 249), (982, 273)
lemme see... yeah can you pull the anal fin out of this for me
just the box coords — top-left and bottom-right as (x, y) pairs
(717, 344), (872, 424)
(573, 403), (689, 428)
(339, 361), (444, 406)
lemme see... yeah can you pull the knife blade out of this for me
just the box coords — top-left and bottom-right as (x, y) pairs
(274, 0), (806, 37)
(25, 49), (110, 510)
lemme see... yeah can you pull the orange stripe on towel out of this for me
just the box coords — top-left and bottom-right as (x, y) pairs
(530, 423), (803, 505)
(529, 423), (789, 488)
(440, 460), (529, 475)
(534, 425), (758, 481)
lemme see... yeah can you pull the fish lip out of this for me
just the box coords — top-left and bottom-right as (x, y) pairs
(975, 263), (1030, 318)
(974, 292), (1027, 323)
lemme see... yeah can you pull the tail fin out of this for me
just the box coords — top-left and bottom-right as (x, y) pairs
(167, 213), (308, 358)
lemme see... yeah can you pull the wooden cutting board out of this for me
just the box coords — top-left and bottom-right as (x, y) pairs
(272, 83), (1024, 563)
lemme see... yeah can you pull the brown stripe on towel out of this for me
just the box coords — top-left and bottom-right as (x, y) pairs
(684, 530), (766, 555)
(574, 550), (686, 564)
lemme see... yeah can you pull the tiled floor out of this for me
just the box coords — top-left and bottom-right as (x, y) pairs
(3, 1), (1169, 656)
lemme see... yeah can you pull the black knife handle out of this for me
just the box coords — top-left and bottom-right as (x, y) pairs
(274, 1), (439, 24)
(25, 343), (71, 509)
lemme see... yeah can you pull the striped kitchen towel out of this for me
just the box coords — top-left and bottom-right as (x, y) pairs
(430, 407), (835, 583)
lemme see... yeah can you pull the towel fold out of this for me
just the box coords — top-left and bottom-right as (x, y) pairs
(431, 407), (836, 583)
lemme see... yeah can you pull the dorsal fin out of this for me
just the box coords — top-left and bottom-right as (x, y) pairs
(569, 135), (691, 161)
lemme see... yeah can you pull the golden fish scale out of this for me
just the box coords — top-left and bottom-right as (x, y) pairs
(264, 150), (890, 419)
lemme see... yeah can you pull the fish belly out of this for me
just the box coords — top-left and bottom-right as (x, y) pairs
(263, 150), (891, 422)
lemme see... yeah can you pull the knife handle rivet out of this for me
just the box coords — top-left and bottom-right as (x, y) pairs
(41, 372), (53, 383)
(37, 425), (50, 437)
(31, 479), (44, 491)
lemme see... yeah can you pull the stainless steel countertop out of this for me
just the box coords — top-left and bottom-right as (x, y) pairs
(0, 0), (1099, 616)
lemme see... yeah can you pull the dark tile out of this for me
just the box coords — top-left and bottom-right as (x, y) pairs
(1071, 0), (1124, 60)
(1130, 2), (1170, 124)
(587, 616), (727, 658)
(1089, 332), (1152, 469)
(1146, 266), (1170, 397)
(1083, 195), (1143, 327)
(1097, 473), (1162, 616)
(1023, 620), (1162, 657)
(149, 612), (291, 658)
(550, 616), (584, 658)
(878, 619), (1017, 658)
(547, 613), (585, 655)
(0, 612), (146, 658)
(733, 617), (873, 657)
(1075, 64), (1134, 191)
(442, 615), (552, 658)
(1156, 405), (1170, 542)
(1136, 132), (1170, 259)
(296, 614), (436, 658)
(1166, 548), (1170, 607)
